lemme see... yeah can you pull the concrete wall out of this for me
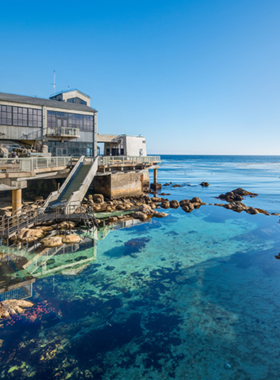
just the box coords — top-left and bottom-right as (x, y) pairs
(93, 171), (143, 199)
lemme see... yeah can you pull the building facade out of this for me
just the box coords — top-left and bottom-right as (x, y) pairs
(0, 89), (97, 157)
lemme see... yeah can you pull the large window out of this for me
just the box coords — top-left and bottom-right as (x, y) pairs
(47, 111), (94, 132)
(0, 105), (42, 127)
(48, 141), (93, 157)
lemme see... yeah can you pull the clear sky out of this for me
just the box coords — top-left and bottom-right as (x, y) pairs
(1, 0), (280, 154)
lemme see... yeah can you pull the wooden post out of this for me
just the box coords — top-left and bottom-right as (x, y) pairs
(153, 168), (157, 184)
(12, 189), (22, 214)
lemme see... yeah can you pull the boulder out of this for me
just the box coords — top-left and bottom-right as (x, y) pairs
(93, 194), (104, 203)
(161, 201), (170, 209)
(200, 182), (209, 187)
(88, 194), (93, 201)
(182, 203), (194, 213)
(33, 195), (44, 202)
(151, 197), (164, 202)
(154, 212), (168, 218)
(41, 236), (63, 248)
(18, 228), (45, 242)
(172, 184), (182, 188)
(57, 221), (76, 230)
(133, 211), (148, 221)
(62, 234), (82, 244)
(0, 299), (33, 319)
(179, 199), (191, 206)
(191, 197), (202, 204)
(139, 204), (153, 215)
(170, 200), (179, 209)
(107, 216), (118, 223)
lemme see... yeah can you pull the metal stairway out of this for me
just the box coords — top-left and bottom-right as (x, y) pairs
(42, 156), (99, 213)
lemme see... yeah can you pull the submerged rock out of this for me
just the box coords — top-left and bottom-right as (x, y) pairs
(0, 299), (33, 319)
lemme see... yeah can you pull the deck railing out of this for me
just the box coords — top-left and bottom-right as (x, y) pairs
(0, 156), (73, 172)
(98, 156), (161, 166)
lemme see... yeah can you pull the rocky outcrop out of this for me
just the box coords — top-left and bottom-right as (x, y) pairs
(0, 299), (33, 319)
(218, 188), (258, 202)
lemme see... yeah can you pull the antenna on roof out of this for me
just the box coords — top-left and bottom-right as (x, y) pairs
(50, 70), (56, 95)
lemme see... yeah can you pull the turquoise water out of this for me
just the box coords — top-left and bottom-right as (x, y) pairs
(1, 155), (280, 379)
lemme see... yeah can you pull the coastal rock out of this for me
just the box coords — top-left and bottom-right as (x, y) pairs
(170, 200), (180, 209)
(182, 203), (194, 213)
(151, 197), (164, 203)
(214, 203), (225, 207)
(179, 199), (191, 206)
(93, 194), (104, 203)
(245, 207), (259, 215)
(161, 201), (170, 209)
(35, 225), (54, 232)
(18, 228), (45, 242)
(57, 221), (76, 230)
(41, 236), (63, 248)
(153, 212), (168, 218)
(88, 194), (93, 201)
(133, 211), (148, 221)
(191, 197), (202, 204)
(255, 208), (270, 216)
(172, 184), (182, 188)
(139, 204), (153, 215)
(62, 234), (81, 244)
(218, 188), (258, 202)
(200, 182), (209, 187)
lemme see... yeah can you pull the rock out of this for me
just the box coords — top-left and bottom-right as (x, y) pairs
(200, 182), (209, 187)
(255, 208), (270, 216)
(133, 211), (148, 221)
(153, 212), (168, 218)
(209, 203), (213, 205)
(161, 201), (170, 209)
(116, 204), (126, 211)
(245, 207), (259, 215)
(151, 197), (164, 202)
(93, 194), (104, 203)
(218, 188), (258, 202)
(74, 206), (87, 214)
(172, 184), (182, 188)
(62, 234), (82, 244)
(275, 253), (280, 259)
(191, 197), (202, 204)
(88, 194), (93, 201)
(107, 217), (118, 223)
(214, 203), (225, 207)
(139, 204), (153, 214)
(57, 221), (76, 230)
(192, 202), (201, 209)
(272, 213), (280, 216)
(0, 299), (33, 319)
(41, 236), (63, 248)
(170, 200), (179, 209)
(182, 204), (194, 213)
(163, 183), (170, 186)
(18, 228), (45, 242)
(179, 199), (191, 206)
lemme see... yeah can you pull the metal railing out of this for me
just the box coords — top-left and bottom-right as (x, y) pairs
(0, 156), (73, 172)
(46, 127), (80, 138)
(98, 156), (161, 166)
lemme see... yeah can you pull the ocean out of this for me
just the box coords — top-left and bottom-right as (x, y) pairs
(1, 155), (280, 379)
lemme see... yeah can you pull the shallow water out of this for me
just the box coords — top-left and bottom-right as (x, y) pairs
(1, 155), (280, 380)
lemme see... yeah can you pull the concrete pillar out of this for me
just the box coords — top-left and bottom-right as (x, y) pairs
(154, 168), (157, 184)
(12, 189), (22, 214)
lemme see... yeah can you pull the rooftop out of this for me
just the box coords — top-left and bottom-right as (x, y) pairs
(49, 88), (91, 99)
(0, 92), (97, 113)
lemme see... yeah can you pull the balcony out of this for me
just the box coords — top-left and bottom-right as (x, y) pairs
(45, 127), (80, 139)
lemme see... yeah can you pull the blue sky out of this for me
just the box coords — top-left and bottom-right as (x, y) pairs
(1, 0), (280, 154)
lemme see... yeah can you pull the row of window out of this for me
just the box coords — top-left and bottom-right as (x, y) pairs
(0, 105), (42, 127)
(47, 141), (94, 157)
(47, 111), (94, 132)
